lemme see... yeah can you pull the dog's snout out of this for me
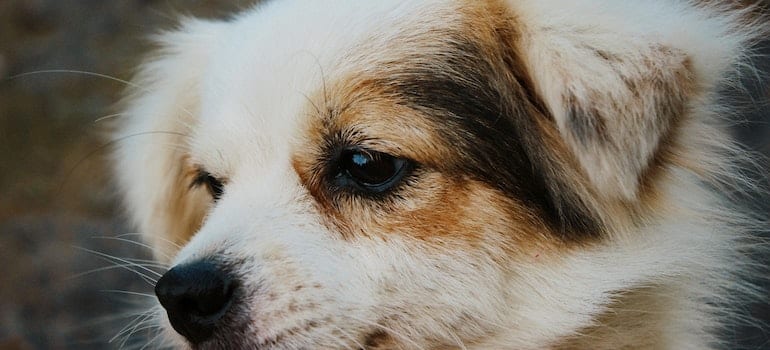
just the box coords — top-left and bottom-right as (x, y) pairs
(155, 260), (237, 344)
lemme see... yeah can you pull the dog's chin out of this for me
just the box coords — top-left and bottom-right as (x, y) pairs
(162, 319), (391, 350)
(158, 315), (256, 350)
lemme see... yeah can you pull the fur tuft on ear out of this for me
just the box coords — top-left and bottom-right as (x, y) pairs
(540, 42), (694, 200)
(507, 0), (765, 201)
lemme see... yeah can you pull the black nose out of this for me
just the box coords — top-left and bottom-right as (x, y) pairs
(154, 259), (237, 344)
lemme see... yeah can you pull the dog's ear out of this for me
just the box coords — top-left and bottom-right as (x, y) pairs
(517, 28), (695, 201)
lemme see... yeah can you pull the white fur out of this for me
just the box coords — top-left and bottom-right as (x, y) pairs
(113, 1), (767, 349)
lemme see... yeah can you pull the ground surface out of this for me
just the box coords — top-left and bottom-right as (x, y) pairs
(0, 1), (768, 349)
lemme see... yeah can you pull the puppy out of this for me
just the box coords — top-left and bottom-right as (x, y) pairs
(112, 0), (768, 349)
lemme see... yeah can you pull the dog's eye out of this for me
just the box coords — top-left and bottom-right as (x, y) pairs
(192, 171), (225, 201)
(335, 148), (410, 193)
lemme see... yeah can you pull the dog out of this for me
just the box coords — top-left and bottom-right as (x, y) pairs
(111, 0), (768, 348)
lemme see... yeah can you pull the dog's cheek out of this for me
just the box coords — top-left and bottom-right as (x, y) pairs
(336, 181), (563, 345)
(349, 236), (536, 347)
(364, 177), (561, 256)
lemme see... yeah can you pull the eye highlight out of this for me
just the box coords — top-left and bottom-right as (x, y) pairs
(191, 170), (225, 201)
(333, 147), (411, 194)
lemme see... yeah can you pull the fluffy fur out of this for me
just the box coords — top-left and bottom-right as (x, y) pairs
(112, 0), (768, 349)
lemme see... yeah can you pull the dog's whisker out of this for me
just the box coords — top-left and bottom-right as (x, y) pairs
(114, 318), (156, 347)
(111, 309), (157, 344)
(122, 259), (168, 268)
(116, 307), (165, 350)
(91, 235), (173, 261)
(93, 113), (125, 124)
(122, 322), (164, 350)
(100, 289), (158, 298)
(86, 261), (157, 286)
(138, 330), (167, 350)
(69, 263), (164, 281)
(74, 246), (163, 281)
(115, 232), (184, 251)
(8, 69), (141, 88)
(296, 89), (323, 117)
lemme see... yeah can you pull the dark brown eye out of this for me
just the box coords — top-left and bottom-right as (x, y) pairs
(192, 170), (225, 201)
(335, 148), (410, 193)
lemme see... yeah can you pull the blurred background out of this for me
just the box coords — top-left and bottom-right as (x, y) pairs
(0, 1), (256, 349)
(0, 1), (767, 349)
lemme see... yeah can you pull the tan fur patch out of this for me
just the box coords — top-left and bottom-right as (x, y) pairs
(551, 285), (688, 350)
(160, 157), (210, 256)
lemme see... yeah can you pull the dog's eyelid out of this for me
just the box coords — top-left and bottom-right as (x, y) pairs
(190, 168), (227, 200)
(191, 168), (214, 185)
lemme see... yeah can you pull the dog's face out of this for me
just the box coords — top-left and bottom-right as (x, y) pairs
(114, 0), (760, 348)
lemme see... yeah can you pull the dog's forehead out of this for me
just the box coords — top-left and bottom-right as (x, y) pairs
(191, 0), (464, 171)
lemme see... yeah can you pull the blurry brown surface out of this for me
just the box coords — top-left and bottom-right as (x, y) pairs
(0, 1), (767, 349)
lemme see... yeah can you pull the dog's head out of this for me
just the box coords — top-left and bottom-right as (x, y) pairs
(113, 0), (763, 348)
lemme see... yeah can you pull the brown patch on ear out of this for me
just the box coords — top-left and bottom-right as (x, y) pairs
(454, 1), (607, 239)
(568, 47), (694, 200)
(517, 27), (696, 201)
